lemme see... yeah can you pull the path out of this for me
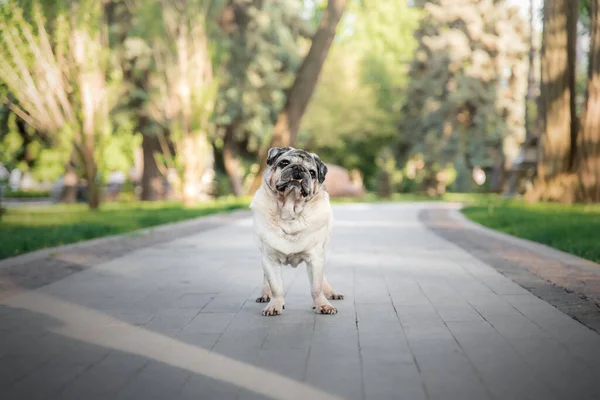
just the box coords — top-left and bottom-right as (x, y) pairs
(1, 203), (599, 400)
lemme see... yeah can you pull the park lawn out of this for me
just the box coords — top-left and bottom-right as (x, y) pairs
(462, 199), (600, 263)
(0, 197), (251, 260)
(3, 189), (51, 198)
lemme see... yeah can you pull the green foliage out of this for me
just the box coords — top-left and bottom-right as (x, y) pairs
(0, 92), (67, 182)
(96, 130), (141, 181)
(300, 0), (420, 189)
(0, 0), (117, 206)
(212, 0), (308, 153)
(354, 0), (419, 112)
(3, 188), (50, 198)
(0, 0), (535, 202)
(110, 0), (222, 200)
(580, 0), (592, 35)
(0, 122), (23, 171)
(401, 0), (528, 193)
(29, 148), (67, 182)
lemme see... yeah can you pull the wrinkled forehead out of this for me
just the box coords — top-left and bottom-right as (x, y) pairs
(281, 150), (315, 164)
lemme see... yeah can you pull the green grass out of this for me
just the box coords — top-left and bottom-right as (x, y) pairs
(3, 189), (51, 198)
(462, 198), (600, 263)
(0, 197), (250, 260)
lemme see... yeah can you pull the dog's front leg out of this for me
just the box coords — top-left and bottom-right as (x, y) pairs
(255, 274), (272, 303)
(306, 253), (337, 315)
(323, 276), (345, 300)
(261, 254), (285, 316)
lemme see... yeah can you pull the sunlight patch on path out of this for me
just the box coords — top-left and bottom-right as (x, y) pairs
(2, 291), (343, 400)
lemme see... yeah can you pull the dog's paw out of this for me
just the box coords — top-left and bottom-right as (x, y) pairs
(255, 295), (271, 303)
(316, 304), (337, 315)
(326, 292), (344, 300)
(262, 299), (285, 316)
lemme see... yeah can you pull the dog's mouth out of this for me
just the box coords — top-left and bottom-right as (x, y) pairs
(276, 179), (308, 197)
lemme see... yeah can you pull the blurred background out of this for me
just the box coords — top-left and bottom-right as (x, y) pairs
(0, 0), (598, 259)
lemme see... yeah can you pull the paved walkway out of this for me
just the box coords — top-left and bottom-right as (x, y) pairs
(1, 203), (600, 400)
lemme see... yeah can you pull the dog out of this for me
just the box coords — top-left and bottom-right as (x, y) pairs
(250, 147), (344, 316)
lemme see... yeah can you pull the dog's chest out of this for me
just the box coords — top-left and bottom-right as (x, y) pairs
(275, 217), (309, 238)
(256, 214), (327, 255)
(251, 187), (332, 255)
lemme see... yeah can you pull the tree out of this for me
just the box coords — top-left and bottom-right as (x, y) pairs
(575, 0), (600, 202)
(247, 0), (349, 194)
(299, 0), (420, 189)
(212, 0), (307, 196)
(525, 0), (537, 140)
(108, 0), (221, 205)
(401, 0), (527, 193)
(528, 0), (579, 202)
(0, 0), (114, 209)
(300, 46), (394, 182)
(105, 0), (165, 201)
(146, 0), (217, 206)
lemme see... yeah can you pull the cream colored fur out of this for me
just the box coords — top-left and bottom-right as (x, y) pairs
(250, 180), (343, 316)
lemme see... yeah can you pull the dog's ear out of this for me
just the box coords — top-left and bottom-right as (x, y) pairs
(312, 154), (328, 184)
(266, 147), (292, 166)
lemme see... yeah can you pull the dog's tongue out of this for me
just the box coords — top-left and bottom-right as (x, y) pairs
(279, 188), (302, 220)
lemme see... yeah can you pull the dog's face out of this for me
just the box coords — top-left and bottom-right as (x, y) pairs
(264, 147), (328, 200)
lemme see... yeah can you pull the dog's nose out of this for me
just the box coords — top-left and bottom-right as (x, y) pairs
(291, 165), (303, 179)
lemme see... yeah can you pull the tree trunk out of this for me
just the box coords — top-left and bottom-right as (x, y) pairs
(575, 0), (600, 202)
(529, 0), (578, 202)
(490, 146), (506, 193)
(61, 170), (78, 203)
(181, 133), (201, 206)
(525, 0), (536, 140)
(60, 156), (78, 203)
(247, 0), (348, 195)
(81, 149), (100, 209)
(86, 175), (100, 209)
(141, 133), (163, 201)
(178, 131), (214, 205)
(566, 0), (579, 170)
(195, 132), (215, 201)
(222, 125), (244, 196)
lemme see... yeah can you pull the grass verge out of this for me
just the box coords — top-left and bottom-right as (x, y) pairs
(3, 189), (51, 198)
(462, 198), (600, 263)
(0, 197), (250, 260)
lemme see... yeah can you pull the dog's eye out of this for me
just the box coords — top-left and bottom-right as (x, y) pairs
(279, 160), (289, 168)
(310, 170), (317, 179)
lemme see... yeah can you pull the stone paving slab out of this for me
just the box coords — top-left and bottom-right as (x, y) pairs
(0, 210), (249, 300)
(420, 206), (600, 334)
(1, 203), (599, 400)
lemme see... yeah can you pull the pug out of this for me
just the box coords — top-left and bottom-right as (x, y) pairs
(250, 147), (344, 316)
